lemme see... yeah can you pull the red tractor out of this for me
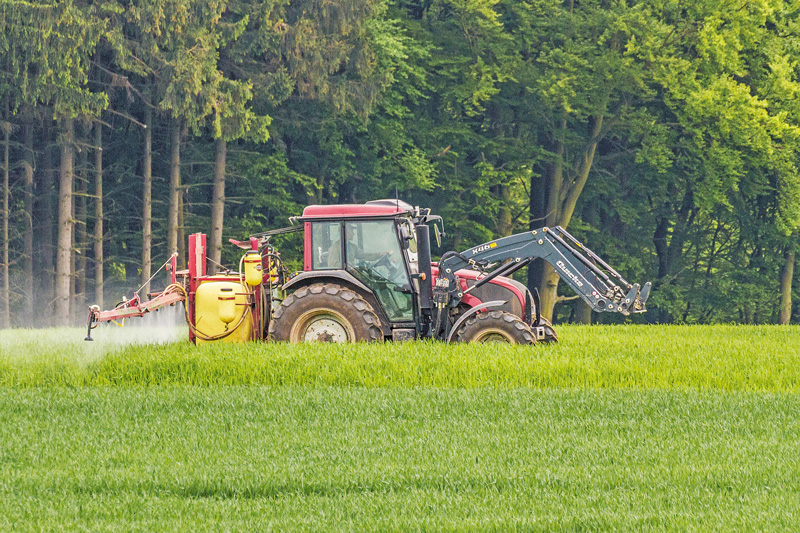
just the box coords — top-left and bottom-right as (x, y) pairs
(87, 200), (649, 344)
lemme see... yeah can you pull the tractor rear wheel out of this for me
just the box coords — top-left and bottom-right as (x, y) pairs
(455, 310), (537, 345)
(268, 283), (383, 343)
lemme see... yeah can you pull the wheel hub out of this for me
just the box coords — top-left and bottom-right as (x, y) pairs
(474, 329), (513, 343)
(302, 316), (350, 343)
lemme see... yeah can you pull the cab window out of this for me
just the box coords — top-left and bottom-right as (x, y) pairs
(311, 222), (342, 269)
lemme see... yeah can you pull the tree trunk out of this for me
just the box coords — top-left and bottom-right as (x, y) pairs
(779, 248), (795, 325)
(167, 118), (181, 263)
(2, 106), (10, 329)
(653, 217), (671, 279)
(38, 128), (56, 325)
(559, 115), (603, 227)
(209, 136), (227, 274)
(532, 115), (603, 322)
(652, 189), (696, 323)
(528, 145), (549, 322)
(141, 104), (152, 296)
(178, 187), (186, 269)
(55, 117), (74, 326)
(23, 120), (34, 322)
(69, 224), (75, 316)
(74, 124), (89, 321)
(537, 263), (560, 322)
(528, 118), (565, 322)
(574, 300), (592, 324)
(496, 184), (512, 237)
(93, 122), (103, 307)
(534, 152), (563, 322)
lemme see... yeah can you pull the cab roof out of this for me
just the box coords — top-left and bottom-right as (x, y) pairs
(301, 200), (414, 220)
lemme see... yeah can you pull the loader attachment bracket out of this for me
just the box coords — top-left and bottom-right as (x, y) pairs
(616, 283), (641, 315)
(634, 282), (651, 313)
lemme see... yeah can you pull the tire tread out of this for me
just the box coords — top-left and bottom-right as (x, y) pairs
(268, 283), (383, 342)
(455, 310), (536, 345)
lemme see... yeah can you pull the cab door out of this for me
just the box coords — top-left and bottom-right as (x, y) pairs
(343, 220), (414, 322)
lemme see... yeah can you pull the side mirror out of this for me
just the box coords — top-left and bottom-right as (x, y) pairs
(433, 222), (444, 248)
(399, 223), (412, 241)
(417, 214), (445, 248)
(398, 222), (413, 250)
(417, 213), (447, 248)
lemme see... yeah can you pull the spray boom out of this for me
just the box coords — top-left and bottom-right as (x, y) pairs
(85, 286), (186, 341)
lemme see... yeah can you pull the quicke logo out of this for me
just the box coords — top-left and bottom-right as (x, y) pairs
(556, 260), (583, 287)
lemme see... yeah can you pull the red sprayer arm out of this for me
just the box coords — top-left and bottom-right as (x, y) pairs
(92, 291), (185, 322)
(85, 285), (187, 341)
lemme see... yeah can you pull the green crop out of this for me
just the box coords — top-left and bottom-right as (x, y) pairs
(2, 325), (799, 530)
(1, 387), (798, 531)
(1, 325), (798, 392)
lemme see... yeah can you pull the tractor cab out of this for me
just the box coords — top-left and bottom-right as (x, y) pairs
(283, 198), (539, 342)
(297, 201), (422, 326)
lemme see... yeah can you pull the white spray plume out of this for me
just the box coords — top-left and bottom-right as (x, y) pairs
(0, 304), (189, 366)
(89, 303), (189, 346)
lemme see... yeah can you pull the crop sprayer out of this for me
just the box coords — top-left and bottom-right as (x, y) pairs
(85, 200), (650, 344)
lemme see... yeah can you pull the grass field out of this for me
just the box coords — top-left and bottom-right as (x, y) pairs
(1, 324), (799, 391)
(1, 325), (799, 530)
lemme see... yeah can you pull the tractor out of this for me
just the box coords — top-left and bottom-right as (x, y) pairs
(86, 200), (650, 344)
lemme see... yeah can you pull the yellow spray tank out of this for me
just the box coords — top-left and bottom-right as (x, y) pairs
(194, 276), (253, 344)
(244, 251), (262, 287)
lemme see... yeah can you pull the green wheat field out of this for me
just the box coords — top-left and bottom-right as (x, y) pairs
(1, 324), (799, 530)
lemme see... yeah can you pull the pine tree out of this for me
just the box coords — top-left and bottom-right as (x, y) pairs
(93, 122), (103, 307)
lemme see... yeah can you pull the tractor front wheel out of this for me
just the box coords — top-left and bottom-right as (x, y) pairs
(268, 283), (383, 343)
(455, 310), (537, 345)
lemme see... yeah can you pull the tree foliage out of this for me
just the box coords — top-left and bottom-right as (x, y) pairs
(1, 0), (799, 326)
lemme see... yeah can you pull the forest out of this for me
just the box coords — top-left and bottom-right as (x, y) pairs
(1, 0), (799, 328)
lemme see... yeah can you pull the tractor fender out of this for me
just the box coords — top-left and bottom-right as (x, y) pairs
(446, 300), (507, 343)
(281, 270), (392, 336)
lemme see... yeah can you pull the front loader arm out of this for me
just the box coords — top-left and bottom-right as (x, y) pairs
(436, 226), (650, 318)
